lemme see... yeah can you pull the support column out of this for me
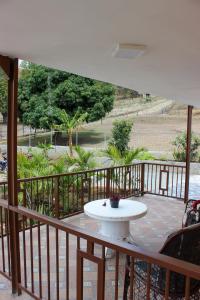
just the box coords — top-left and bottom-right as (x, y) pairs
(7, 58), (21, 294)
(184, 105), (193, 203)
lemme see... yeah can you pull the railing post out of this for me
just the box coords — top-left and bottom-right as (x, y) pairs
(184, 105), (193, 203)
(123, 166), (131, 197)
(106, 169), (111, 198)
(141, 163), (145, 196)
(55, 177), (60, 218)
(7, 57), (21, 294)
(22, 188), (27, 207)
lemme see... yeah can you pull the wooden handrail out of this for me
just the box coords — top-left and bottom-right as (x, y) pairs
(0, 161), (186, 184)
(0, 198), (199, 281)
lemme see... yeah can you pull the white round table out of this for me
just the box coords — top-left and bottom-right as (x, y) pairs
(84, 199), (147, 240)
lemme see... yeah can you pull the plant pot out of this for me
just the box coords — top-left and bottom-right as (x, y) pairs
(110, 199), (120, 208)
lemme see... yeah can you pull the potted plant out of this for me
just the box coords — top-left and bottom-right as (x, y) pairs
(110, 193), (121, 208)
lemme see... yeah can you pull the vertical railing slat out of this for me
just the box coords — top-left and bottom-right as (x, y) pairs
(114, 251), (119, 300)
(46, 224), (51, 300)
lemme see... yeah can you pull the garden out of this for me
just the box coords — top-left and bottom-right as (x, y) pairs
(1, 62), (200, 218)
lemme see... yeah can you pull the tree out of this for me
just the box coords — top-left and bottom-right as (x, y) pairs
(0, 75), (8, 122)
(102, 145), (153, 192)
(17, 150), (54, 179)
(172, 131), (200, 162)
(109, 120), (133, 155)
(37, 143), (53, 158)
(102, 145), (152, 166)
(54, 110), (88, 156)
(21, 94), (61, 130)
(65, 146), (97, 171)
(18, 63), (115, 129)
(116, 86), (140, 99)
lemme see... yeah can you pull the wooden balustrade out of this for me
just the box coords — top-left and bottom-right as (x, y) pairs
(0, 199), (199, 299)
(0, 162), (198, 300)
(143, 162), (186, 199)
(0, 162), (186, 221)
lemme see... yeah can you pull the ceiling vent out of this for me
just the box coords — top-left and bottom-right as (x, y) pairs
(112, 43), (146, 59)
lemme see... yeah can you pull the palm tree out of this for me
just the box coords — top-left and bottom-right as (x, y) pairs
(54, 110), (88, 156)
(65, 146), (97, 171)
(37, 143), (53, 158)
(101, 145), (155, 193)
(102, 145), (146, 166)
(101, 145), (149, 193)
(64, 146), (98, 201)
(51, 156), (68, 174)
(17, 150), (54, 179)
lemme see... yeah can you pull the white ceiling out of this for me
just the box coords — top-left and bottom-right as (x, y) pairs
(1, 0), (200, 106)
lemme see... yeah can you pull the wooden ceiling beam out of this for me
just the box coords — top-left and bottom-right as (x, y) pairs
(0, 54), (11, 79)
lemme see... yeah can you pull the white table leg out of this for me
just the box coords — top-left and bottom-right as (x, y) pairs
(99, 220), (129, 240)
(99, 220), (130, 258)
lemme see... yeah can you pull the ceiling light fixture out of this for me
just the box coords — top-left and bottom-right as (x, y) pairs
(112, 43), (146, 59)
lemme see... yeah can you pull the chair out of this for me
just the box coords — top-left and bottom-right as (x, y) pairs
(123, 223), (200, 300)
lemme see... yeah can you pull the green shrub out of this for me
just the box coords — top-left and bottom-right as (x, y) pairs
(158, 155), (168, 161)
(109, 120), (133, 155)
(172, 131), (200, 162)
(65, 146), (97, 171)
(102, 145), (153, 166)
(136, 151), (155, 161)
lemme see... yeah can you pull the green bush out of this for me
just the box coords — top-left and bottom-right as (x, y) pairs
(109, 120), (133, 155)
(172, 131), (200, 162)
(102, 145), (154, 166)
(136, 151), (155, 161)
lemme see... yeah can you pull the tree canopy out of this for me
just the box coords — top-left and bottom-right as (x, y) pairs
(0, 74), (8, 122)
(109, 119), (133, 155)
(172, 131), (200, 162)
(18, 63), (115, 129)
(54, 110), (88, 156)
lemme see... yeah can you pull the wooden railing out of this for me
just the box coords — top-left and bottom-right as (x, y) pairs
(144, 162), (186, 199)
(1, 163), (143, 218)
(0, 162), (186, 220)
(0, 199), (199, 300)
(0, 162), (198, 300)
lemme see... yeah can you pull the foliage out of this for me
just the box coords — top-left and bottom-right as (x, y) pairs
(172, 131), (200, 162)
(145, 93), (151, 102)
(65, 146), (97, 171)
(17, 145), (99, 179)
(21, 94), (61, 130)
(17, 150), (53, 179)
(110, 193), (121, 201)
(17, 148), (70, 179)
(0, 75), (8, 122)
(102, 145), (148, 166)
(17, 147), (98, 214)
(101, 145), (153, 193)
(116, 86), (140, 99)
(51, 156), (68, 175)
(17, 149), (70, 213)
(37, 143), (54, 158)
(54, 110), (88, 156)
(109, 120), (133, 155)
(18, 63), (115, 129)
(135, 151), (155, 161)
(158, 155), (168, 161)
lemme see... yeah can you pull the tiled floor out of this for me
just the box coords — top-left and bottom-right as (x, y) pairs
(0, 194), (185, 299)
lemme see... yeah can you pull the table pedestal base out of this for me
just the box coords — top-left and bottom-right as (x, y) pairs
(99, 220), (129, 240)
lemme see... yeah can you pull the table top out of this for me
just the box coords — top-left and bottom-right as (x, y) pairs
(84, 199), (147, 222)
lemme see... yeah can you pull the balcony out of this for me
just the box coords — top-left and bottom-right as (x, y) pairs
(0, 162), (199, 299)
(0, 193), (185, 300)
